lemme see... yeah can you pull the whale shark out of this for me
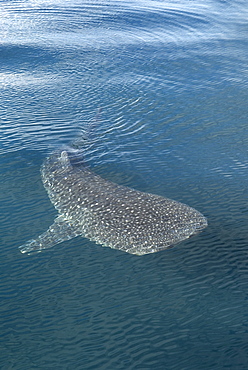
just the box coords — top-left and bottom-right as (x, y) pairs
(19, 149), (207, 255)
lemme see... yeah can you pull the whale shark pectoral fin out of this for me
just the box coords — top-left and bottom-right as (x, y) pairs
(19, 216), (81, 254)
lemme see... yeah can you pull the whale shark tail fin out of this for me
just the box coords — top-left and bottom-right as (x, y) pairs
(72, 108), (103, 149)
(65, 108), (103, 166)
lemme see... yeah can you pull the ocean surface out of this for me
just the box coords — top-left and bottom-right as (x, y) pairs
(1, 0), (248, 369)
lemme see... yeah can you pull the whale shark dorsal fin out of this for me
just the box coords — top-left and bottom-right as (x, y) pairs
(59, 151), (71, 169)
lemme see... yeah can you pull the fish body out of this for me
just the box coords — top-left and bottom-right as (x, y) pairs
(19, 150), (207, 255)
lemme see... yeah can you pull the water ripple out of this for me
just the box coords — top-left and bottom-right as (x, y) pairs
(2, 0), (246, 48)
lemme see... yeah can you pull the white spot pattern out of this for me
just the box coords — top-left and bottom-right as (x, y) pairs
(19, 150), (207, 255)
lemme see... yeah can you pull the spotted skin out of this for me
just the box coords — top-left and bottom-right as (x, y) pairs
(19, 150), (207, 255)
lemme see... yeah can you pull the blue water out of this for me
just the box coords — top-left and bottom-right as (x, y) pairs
(1, 0), (248, 369)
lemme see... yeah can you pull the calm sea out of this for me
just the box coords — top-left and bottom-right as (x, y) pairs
(1, 0), (248, 369)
